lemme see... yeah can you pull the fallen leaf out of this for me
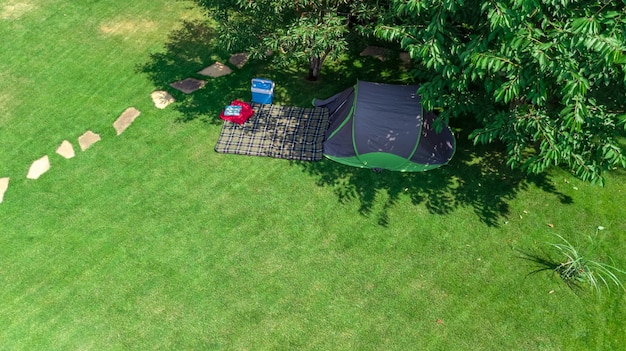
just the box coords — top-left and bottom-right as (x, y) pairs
(436, 319), (443, 324)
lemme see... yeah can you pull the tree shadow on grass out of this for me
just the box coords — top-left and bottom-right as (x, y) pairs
(137, 19), (260, 124)
(293, 134), (573, 227)
(137, 19), (415, 124)
(138, 20), (573, 226)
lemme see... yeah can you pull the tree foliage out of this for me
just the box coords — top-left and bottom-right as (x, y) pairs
(377, 0), (626, 184)
(193, 0), (384, 80)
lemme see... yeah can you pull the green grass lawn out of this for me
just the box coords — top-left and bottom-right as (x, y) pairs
(1, 0), (625, 350)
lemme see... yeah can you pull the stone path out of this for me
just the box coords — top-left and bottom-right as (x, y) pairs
(399, 52), (411, 64)
(170, 78), (207, 94)
(229, 53), (248, 69)
(151, 90), (175, 109)
(169, 56), (244, 94)
(27, 155), (51, 179)
(56, 140), (75, 159)
(113, 107), (141, 135)
(78, 130), (101, 151)
(360, 46), (389, 61)
(360, 45), (411, 64)
(0, 177), (8, 204)
(198, 61), (232, 78)
(1, 53), (249, 204)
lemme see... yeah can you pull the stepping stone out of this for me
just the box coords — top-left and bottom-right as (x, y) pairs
(151, 90), (175, 109)
(27, 156), (50, 180)
(56, 140), (75, 159)
(399, 52), (411, 64)
(198, 62), (232, 78)
(0, 177), (8, 203)
(229, 53), (248, 69)
(78, 130), (101, 151)
(360, 46), (390, 61)
(113, 107), (141, 135)
(170, 78), (206, 94)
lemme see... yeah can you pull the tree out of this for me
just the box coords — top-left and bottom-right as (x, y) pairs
(376, 0), (626, 184)
(193, 0), (384, 81)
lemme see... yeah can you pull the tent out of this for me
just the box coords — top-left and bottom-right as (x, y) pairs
(313, 81), (456, 172)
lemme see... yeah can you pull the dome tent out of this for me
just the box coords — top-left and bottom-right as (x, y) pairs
(313, 81), (456, 171)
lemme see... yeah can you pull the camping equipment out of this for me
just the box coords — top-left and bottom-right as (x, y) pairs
(220, 100), (254, 125)
(251, 78), (275, 104)
(313, 81), (456, 171)
(215, 103), (329, 161)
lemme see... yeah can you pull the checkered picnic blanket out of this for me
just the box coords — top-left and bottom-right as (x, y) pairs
(214, 103), (330, 161)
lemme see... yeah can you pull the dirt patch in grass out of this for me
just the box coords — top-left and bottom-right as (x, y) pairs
(99, 18), (157, 37)
(0, 0), (36, 20)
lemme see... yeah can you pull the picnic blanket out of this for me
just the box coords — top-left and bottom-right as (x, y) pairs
(215, 103), (330, 161)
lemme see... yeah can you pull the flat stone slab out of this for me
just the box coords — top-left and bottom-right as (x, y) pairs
(0, 177), (8, 203)
(113, 107), (141, 135)
(56, 140), (75, 159)
(399, 52), (411, 64)
(78, 130), (101, 151)
(151, 90), (175, 109)
(170, 78), (206, 94)
(229, 53), (248, 69)
(360, 46), (390, 61)
(198, 62), (232, 78)
(27, 156), (50, 180)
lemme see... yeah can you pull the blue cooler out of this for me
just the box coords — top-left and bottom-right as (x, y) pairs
(251, 78), (275, 104)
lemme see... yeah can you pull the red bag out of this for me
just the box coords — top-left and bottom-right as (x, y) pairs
(220, 100), (254, 125)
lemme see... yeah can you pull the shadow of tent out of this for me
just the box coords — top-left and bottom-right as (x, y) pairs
(137, 19), (573, 227)
(293, 139), (573, 227)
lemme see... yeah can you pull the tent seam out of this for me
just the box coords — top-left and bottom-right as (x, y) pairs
(351, 81), (365, 166)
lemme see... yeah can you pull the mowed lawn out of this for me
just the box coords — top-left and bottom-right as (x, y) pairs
(1, 0), (625, 350)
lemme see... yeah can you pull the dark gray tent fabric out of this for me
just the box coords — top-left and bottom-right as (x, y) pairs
(318, 87), (356, 158)
(353, 82), (422, 159)
(315, 86), (355, 124)
(314, 81), (456, 171)
(412, 111), (456, 165)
